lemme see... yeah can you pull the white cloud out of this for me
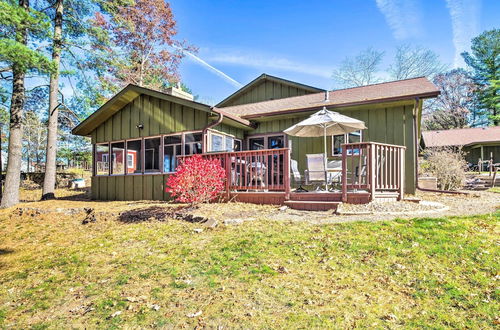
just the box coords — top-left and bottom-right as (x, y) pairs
(205, 52), (333, 79)
(445, 0), (481, 67)
(375, 0), (423, 39)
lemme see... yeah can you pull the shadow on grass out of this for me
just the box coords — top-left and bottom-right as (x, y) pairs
(0, 248), (14, 255)
(118, 206), (176, 223)
(117, 206), (204, 224)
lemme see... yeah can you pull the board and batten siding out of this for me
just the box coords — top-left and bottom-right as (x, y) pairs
(221, 80), (318, 107)
(91, 94), (211, 201)
(91, 94), (210, 144)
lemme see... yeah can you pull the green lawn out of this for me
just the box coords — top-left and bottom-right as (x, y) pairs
(0, 205), (498, 328)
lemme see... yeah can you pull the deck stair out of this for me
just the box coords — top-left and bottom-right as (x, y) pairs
(284, 200), (341, 211)
(285, 192), (342, 211)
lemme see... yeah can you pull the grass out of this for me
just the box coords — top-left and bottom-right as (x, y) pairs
(488, 187), (500, 193)
(0, 196), (498, 328)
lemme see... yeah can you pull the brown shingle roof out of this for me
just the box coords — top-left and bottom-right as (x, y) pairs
(422, 126), (500, 148)
(216, 77), (440, 118)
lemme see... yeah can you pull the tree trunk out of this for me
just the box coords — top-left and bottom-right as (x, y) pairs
(0, 0), (29, 208)
(41, 0), (63, 200)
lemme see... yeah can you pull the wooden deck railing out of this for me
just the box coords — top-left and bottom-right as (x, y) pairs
(179, 148), (291, 198)
(179, 142), (404, 203)
(341, 142), (406, 201)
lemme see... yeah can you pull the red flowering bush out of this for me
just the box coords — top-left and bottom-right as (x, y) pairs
(165, 154), (226, 205)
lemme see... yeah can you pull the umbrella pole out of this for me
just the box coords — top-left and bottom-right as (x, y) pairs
(324, 125), (328, 191)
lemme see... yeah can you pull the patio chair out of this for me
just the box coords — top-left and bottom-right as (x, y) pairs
(290, 159), (308, 192)
(247, 161), (267, 190)
(305, 154), (332, 190)
(327, 160), (342, 185)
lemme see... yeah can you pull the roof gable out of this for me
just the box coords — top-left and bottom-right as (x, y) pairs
(72, 84), (251, 136)
(216, 73), (324, 108)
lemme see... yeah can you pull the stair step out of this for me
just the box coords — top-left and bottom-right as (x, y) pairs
(284, 200), (341, 211)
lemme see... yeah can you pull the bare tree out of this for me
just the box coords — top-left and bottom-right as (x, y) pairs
(389, 44), (447, 80)
(332, 47), (385, 88)
(423, 69), (478, 130)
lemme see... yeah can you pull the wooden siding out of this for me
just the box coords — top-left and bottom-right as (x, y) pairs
(221, 80), (317, 107)
(214, 123), (246, 140)
(249, 103), (417, 193)
(90, 94), (211, 199)
(92, 94), (210, 144)
(93, 174), (170, 201)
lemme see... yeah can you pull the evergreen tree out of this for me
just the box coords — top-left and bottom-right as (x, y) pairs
(462, 29), (500, 126)
(0, 0), (53, 207)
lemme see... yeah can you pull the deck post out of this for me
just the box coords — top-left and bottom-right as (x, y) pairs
(341, 146), (347, 202)
(369, 143), (376, 201)
(225, 153), (231, 201)
(284, 148), (291, 200)
(398, 148), (405, 200)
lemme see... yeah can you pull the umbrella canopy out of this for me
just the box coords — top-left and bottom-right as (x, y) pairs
(284, 107), (366, 191)
(284, 107), (366, 137)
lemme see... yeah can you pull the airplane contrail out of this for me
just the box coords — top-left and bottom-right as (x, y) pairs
(175, 46), (243, 88)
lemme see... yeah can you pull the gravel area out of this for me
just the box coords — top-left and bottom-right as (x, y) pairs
(266, 190), (499, 224)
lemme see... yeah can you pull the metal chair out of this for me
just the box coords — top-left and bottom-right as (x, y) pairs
(305, 154), (332, 190)
(290, 159), (308, 192)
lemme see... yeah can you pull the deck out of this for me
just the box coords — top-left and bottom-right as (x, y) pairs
(184, 142), (406, 210)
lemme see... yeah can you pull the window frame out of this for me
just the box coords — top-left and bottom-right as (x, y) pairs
(207, 130), (238, 153)
(163, 132), (183, 174)
(95, 142), (110, 176)
(110, 140), (126, 176)
(246, 133), (288, 151)
(93, 130), (207, 177)
(331, 130), (363, 156)
(144, 135), (162, 174)
(125, 138), (143, 175)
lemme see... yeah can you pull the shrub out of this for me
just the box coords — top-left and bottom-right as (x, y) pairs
(424, 147), (467, 190)
(165, 154), (226, 205)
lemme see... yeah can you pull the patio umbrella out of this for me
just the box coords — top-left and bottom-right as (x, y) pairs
(283, 107), (366, 190)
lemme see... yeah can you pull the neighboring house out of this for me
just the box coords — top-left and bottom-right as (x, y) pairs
(72, 74), (440, 208)
(421, 127), (500, 165)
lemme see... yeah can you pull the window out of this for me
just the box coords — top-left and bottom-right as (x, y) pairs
(332, 130), (362, 156)
(208, 131), (236, 152)
(234, 139), (242, 151)
(126, 140), (142, 174)
(268, 135), (285, 149)
(144, 137), (161, 172)
(185, 133), (203, 155)
(164, 134), (182, 173)
(249, 137), (265, 150)
(127, 154), (134, 169)
(111, 142), (125, 174)
(211, 134), (224, 152)
(248, 135), (286, 150)
(95, 143), (109, 175)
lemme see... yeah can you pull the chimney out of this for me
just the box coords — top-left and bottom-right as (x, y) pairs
(165, 84), (194, 101)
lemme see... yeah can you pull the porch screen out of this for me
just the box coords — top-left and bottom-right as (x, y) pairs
(126, 140), (142, 173)
(95, 143), (109, 175)
(164, 135), (182, 173)
(111, 142), (125, 174)
(185, 133), (203, 155)
(145, 137), (161, 172)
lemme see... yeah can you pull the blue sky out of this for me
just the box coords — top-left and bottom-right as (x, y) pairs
(169, 0), (499, 104)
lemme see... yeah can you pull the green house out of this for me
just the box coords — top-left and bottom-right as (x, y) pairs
(73, 74), (439, 209)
